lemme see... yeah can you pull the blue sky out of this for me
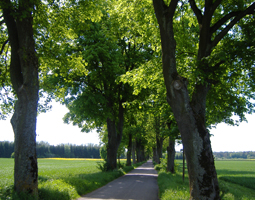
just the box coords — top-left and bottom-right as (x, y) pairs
(1, 101), (254, 152)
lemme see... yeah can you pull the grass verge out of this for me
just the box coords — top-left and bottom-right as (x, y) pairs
(156, 159), (255, 200)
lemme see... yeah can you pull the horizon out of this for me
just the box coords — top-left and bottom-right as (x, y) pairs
(1, 101), (255, 153)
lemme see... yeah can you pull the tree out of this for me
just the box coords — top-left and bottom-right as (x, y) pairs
(153, 0), (255, 199)
(40, 1), (153, 170)
(0, 0), (39, 196)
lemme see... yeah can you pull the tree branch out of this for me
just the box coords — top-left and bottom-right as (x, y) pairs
(189, 0), (203, 24)
(0, 20), (5, 26)
(211, 2), (255, 48)
(0, 39), (8, 55)
(211, 0), (222, 15)
(153, 0), (178, 22)
(168, 0), (179, 18)
(210, 11), (241, 33)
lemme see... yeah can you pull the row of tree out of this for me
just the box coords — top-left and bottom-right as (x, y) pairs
(3, 139), (254, 160)
(0, 141), (100, 158)
(174, 151), (255, 160)
(36, 142), (100, 158)
(0, 141), (14, 158)
(1, 0), (254, 199)
(213, 151), (255, 160)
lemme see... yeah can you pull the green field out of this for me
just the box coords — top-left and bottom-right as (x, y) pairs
(216, 160), (255, 199)
(0, 158), (135, 200)
(157, 159), (255, 200)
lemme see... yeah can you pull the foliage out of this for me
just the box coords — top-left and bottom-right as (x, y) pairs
(39, 0), (153, 131)
(96, 161), (109, 172)
(11, 152), (14, 158)
(96, 160), (132, 174)
(154, 157), (179, 172)
(99, 145), (107, 161)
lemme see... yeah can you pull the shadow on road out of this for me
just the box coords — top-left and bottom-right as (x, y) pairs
(78, 160), (159, 200)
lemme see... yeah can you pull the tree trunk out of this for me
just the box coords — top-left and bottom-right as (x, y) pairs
(153, 0), (220, 199)
(2, 0), (39, 196)
(152, 147), (158, 163)
(136, 139), (141, 163)
(136, 138), (145, 163)
(141, 144), (145, 162)
(126, 133), (132, 166)
(156, 135), (163, 164)
(106, 102), (124, 170)
(106, 118), (120, 170)
(132, 140), (136, 164)
(167, 136), (175, 173)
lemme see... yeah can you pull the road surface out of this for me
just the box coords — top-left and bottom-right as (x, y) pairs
(77, 160), (159, 200)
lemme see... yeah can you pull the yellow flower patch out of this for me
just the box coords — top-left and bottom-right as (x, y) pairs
(39, 158), (103, 161)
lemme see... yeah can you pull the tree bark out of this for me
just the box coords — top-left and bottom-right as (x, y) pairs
(106, 118), (120, 170)
(156, 134), (163, 164)
(154, 115), (163, 164)
(136, 139), (142, 163)
(126, 133), (132, 166)
(167, 136), (175, 173)
(132, 140), (136, 164)
(136, 138), (145, 162)
(153, 0), (220, 199)
(2, 0), (39, 196)
(106, 102), (124, 170)
(152, 147), (158, 163)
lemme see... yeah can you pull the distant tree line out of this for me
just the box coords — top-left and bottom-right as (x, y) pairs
(213, 151), (255, 160)
(174, 151), (255, 160)
(0, 141), (101, 158)
(0, 141), (14, 158)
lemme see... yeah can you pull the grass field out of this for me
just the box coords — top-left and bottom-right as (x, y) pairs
(157, 159), (255, 200)
(0, 158), (137, 200)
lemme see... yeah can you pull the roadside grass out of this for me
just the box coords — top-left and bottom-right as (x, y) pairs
(155, 159), (190, 200)
(156, 159), (255, 200)
(0, 158), (141, 200)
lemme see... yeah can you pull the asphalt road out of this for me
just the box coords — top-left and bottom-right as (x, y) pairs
(77, 160), (159, 200)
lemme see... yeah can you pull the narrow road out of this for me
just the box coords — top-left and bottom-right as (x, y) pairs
(78, 160), (159, 200)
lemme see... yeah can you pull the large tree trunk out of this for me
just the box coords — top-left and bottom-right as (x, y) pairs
(153, 0), (220, 199)
(126, 133), (132, 166)
(2, 0), (39, 196)
(106, 102), (124, 170)
(167, 136), (175, 173)
(106, 118), (120, 170)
